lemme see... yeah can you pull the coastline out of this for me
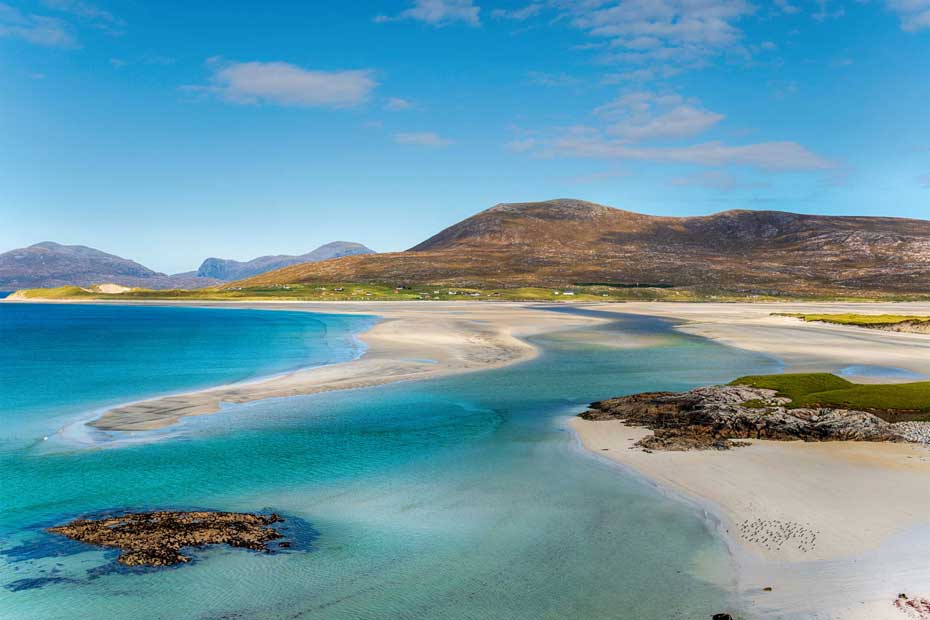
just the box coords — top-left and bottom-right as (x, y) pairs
(570, 301), (930, 620)
(75, 302), (607, 432)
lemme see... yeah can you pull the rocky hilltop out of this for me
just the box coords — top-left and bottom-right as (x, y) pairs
(580, 385), (917, 451)
(196, 241), (374, 280)
(231, 199), (930, 297)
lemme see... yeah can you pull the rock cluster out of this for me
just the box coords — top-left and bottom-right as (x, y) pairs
(47, 511), (284, 567)
(580, 385), (908, 451)
(894, 421), (930, 445)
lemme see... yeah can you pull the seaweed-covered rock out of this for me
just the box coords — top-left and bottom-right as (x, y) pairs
(47, 511), (283, 566)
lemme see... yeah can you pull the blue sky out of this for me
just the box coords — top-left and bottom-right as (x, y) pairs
(1, 0), (928, 273)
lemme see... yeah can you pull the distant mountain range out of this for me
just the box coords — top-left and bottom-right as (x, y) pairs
(195, 242), (374, 281)
(232, 199), (930, 297)
(0, 241), (375, 290)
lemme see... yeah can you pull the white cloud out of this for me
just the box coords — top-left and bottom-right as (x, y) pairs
(557, 0), (755, 68)
(376, 0), (480, 26)
(0, 3), (75, 47)
(774, 0), (799, 14)
(609, 105), (724, 140)
(42, 0), (124, 34)
(189, 59), (378, 108)
(492, 3), (543, 20)
(384, 97), (414, 110)
(394, 132), (454, 147)
(510, 90), (834, 172)
(887, 0), (930, 30)
(527, 71), (580, 86)
(593, 91), (724, 141)
(601, 66), (680, 83)
(542, 133), (835, 171)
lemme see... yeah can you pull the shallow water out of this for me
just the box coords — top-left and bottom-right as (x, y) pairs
(0, 304), (779, 619)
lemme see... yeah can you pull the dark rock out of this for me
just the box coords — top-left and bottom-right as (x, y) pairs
(712, 614), (734, 620)
(581, 385), (907, 451)
(47, 511), (284, 567)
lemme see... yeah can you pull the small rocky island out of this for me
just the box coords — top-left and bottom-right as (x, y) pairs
(580, 384), (921, 451)
(47, 511), (285, 567)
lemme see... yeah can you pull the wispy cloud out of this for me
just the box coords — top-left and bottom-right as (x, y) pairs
(384, 97), (414, 110)
(0, 3), (75, 47)
(491, 3), (543, 20)
(886, 0), (930, 30)
(186, 59), (378, 108)
(593, 92), (724, 141)
(526, 71), (580, 87)
(393, 132), (454, 147)
(540, 132), (835, 171)
(509, 91), (834, 172)
(42, 0), (124, 35)
(375, 0), (480, 26)
(558, 0), (756, 69)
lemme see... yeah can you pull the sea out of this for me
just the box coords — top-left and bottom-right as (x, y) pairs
(0, 303), (780, 620)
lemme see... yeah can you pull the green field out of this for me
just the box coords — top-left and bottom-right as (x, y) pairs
(7, 283), (800, 303)
(774, 312), (930, 327)
(13, 283), (922, 304)
(731, 373), (930, 421)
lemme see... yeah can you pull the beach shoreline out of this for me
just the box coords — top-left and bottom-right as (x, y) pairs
(565, 301), (930, 620)
(70, 301), (608, 432)
(18, 298), (930, 618)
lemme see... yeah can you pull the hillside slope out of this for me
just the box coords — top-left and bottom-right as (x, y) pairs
(231, 199), (930, 297)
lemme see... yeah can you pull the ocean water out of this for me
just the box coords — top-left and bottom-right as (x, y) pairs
(0, 304), (779, 620)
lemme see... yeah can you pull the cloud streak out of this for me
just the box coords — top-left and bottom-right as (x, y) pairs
(376, 0), (480, 26)
(886, 0), (930, 30)
(0, 3), (75, 47)
(509, 90), (835, 172)
(188, 59), (378, 108)
(393, 132), (454, 147)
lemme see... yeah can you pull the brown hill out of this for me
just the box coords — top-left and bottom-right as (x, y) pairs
(231, 199), (930, 296)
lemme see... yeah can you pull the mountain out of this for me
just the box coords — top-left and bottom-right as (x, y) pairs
(0, 240), (377, 291)
(0, 242), (224, 290)
(196, 242), (375, 281)
(230, 199), (930, 297)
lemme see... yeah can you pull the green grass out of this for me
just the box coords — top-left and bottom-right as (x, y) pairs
(774, 312), (930, 327)
(731, 373), (930, 421)
(10, 284), (930, 304)
(6, 282), (738, 303)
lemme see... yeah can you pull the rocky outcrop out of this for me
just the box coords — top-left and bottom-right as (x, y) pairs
(47, 511), (284, 566)
(580, 385), (908, 451)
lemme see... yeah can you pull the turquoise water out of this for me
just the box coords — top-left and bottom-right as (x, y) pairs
(0, 304), (779, 619)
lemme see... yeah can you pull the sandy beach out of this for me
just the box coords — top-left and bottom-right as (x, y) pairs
(13, 298), (930, 617)
(86, 302), (606, 431)
(572, 301), (930, 620)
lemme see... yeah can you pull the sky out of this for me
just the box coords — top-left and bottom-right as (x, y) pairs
(1, 0), (928, 273)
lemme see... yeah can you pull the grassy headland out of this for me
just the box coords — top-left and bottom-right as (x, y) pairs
(775, 312), (930, 328)
(731, 373), (930, 421)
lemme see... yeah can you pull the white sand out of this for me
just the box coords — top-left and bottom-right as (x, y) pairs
(571, 301), (930, 619)
(603, 301), (930, 379)
(88, 302), (606, 431)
